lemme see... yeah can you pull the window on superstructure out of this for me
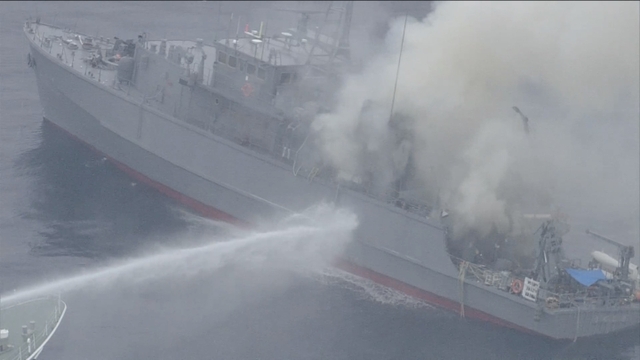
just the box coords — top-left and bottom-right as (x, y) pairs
(247, 63), (256, 75)
(217, 51), (227, 64)
(228, 55), (237, 68)
(280, 73), (291, 84)
(257, 67), (266, 80)
(292, 72), (298, 82)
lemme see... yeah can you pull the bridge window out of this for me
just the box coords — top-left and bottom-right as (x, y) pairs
(257, 67), (266, 80)
(217, 51), (227, 64)
(246, 63), (256, 75)
(280, 73), (291, 84)
(228, 55), (237, 68)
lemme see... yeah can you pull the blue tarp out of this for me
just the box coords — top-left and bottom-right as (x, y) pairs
(566, 268), (607, 287)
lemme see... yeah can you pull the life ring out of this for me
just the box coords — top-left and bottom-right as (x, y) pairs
(241, 83), (254, 97)
(511, 279), (523, 294)
(545, 296), (559, 309)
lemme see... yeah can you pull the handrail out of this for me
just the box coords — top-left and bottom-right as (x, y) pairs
(450, 256), (639, 310)
(4, 298), (66, 360)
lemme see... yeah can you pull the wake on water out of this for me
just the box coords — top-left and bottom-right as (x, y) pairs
(315, 268), (433, 310)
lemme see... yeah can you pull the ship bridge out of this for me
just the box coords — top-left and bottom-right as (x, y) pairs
(210, 29), (342, 115)
(137, 1), (354, 118)
(143, 39), (217, 85)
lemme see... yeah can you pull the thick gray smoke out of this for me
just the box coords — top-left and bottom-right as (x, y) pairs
(312, 2), (639, 240)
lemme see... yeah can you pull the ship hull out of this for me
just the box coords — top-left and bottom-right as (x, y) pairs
(27, 30), (640, 341)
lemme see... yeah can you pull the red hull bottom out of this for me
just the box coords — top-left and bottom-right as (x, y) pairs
(333, 259), (542, 337)
(44, 118), (545, 339)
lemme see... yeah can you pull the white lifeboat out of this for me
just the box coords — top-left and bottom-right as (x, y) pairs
(591, 250), (639, 281)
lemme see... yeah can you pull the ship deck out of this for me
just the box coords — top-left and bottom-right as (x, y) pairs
(25, 21), (226, 114)
(26, 22), (167, 107)
(26, 23), (117, 85)
(0, 297), (66, 360)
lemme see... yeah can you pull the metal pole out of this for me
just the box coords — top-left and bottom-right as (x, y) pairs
(389, 15), (408, 122)
(236, 15), (241, 46)
(260, 22), (268, 61)
(573, 306), (581, 342)
(131, 45), (138, 87)
(215, 2), (222, 42)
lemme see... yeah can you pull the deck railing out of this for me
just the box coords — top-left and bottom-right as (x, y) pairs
(4, 297), (66, 360)
(453, 257), (639, 311)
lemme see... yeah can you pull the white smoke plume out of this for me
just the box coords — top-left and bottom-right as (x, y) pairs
(312, 1), (639, 239)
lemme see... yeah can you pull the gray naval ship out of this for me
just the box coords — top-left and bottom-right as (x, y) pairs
(23, 2), (640, 340)
(0, 296), (66, 360)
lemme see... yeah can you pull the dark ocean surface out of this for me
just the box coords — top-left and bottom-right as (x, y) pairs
(1, 2), (638, 359)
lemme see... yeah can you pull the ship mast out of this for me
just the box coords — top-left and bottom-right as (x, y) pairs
(389, 14), (408, 122)
(335, 1), (353, 60)
(305, 1), (354, 66)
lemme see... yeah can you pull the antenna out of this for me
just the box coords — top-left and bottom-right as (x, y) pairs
(225, 12), (233, 46)
(389, 15), (408, 122)
(215, 2), (222, 42)
(260, 21), (268, 61)
(235, 15), (241, 46)
(34, 2), (40, 23)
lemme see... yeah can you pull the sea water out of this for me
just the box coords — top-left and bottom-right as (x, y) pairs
(2, 205), (358, 304)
